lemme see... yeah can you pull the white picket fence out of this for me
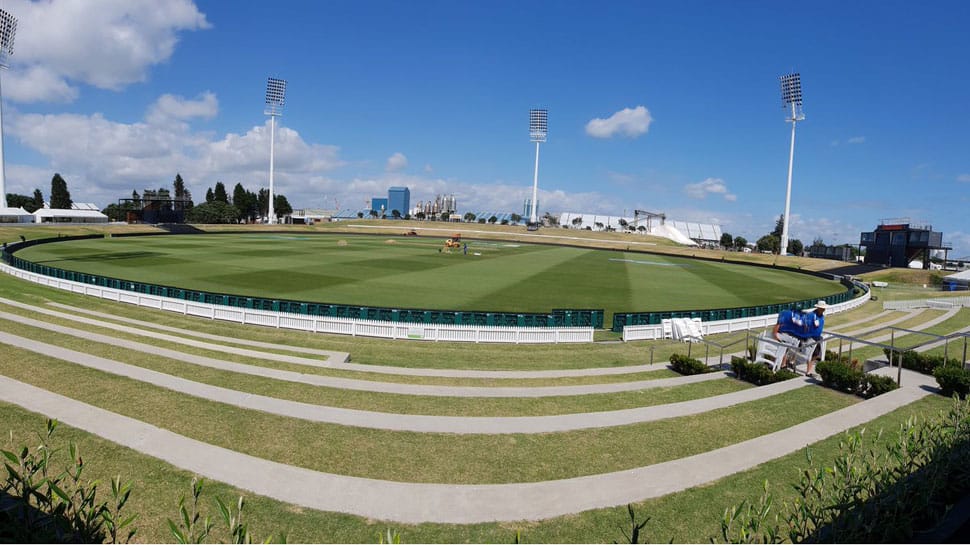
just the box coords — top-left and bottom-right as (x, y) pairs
(884, 296), (970, 311)
(1, 264), (593, 344)
(621, 287), (872, 342)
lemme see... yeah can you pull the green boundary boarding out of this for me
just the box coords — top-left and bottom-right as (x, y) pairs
(1, 232), (864, 332)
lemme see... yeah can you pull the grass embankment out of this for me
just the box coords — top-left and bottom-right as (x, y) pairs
(0, 395), (949, 543)
(0, 312), (752, 417)
(0, 342), (856, 484)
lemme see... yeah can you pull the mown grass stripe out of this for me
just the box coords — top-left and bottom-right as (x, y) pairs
(0, 345), (857, 484)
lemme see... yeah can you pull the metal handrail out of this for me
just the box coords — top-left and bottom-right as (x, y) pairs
(684, 332), (752, 368)
(825, 328), (970, 386)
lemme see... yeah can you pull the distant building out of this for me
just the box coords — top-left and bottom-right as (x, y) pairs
(367, 187), (411, 219)
(523, 198), (539, 219)
(413, 194), (457, 218)
(34, 203), (108, 224)
(370, 198), (388, 216)
(387, 187), (410, 218)
(117, 188), (193, 223)
(0, 207), (33, 223)
(808, 244), (854, 262)
(860, 219), (951, 269)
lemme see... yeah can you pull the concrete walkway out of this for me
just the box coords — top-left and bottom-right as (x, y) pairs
(43, 301), (351, 362)
(0, 373), (935, 524)
(0, 320), (718, 398)
(0, 297), (341, 369)
(39, 300), (671, 379)
(0, 330), (771, 433)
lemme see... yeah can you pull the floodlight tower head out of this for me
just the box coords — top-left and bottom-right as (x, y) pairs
(0, 9), (17, 69)
(529, 108), (547, 143)
(778, 72), (805, 257)
(780, 73), (805, 122)
(264, 77), (286, 117)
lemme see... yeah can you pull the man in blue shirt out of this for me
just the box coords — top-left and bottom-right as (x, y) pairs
(772, 300), (827, 375)
(801, 300), (827, 376)
(772, 309), (806, 370)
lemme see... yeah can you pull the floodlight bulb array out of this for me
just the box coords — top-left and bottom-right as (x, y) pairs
(529, 109), (548, 142)
(265, 77), (286, 116)
(0, 9), (17, 62)
(780, 73), (802, 107)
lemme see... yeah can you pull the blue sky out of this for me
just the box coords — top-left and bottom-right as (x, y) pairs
(2, 0), (969, 255)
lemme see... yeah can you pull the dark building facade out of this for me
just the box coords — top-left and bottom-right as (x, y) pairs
(860, 220), (950, 269)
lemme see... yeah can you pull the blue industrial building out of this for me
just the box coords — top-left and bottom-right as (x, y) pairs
(387, 187), (410, 218)
(371, 198), (388, 216)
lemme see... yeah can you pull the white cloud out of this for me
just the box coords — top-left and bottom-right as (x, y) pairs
(684, 177), (736, 201)
(585, 105), (653, 139)
(7, 101), (343, 204)
(3, 0), (209, 103)
(3, 65), (79, 103)
(957, 174), (970, 183)
(423, 164), (433, 173)
(607, 171), (635, 186)
(832, 136), (866, 146)
(146, 92), (218, 125)
(385, 152), (408, 172)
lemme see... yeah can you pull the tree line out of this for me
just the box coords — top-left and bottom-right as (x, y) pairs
(188, 181), (292, 224)
(11, 171), (296, 225)
(5, 173), (73, 212)
(719, 215), (803, 255)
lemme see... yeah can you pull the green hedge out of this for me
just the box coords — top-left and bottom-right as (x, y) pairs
(669, 354), (717, 375)
(816, 360), (899, 399)
(934, 366), (970, 399)
(882, 348), (961, 375)
(729, 357), (798, 386)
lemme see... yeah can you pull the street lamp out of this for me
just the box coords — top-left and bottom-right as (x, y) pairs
(0, 9), (17, 209)
(528, 108), (547, 229)
(264, 77), (286, 224)
(779, 72), (805, 256)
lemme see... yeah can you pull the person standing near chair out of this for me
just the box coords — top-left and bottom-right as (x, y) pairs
(802, 300), (827, 376)
(772, 309), (806, 370)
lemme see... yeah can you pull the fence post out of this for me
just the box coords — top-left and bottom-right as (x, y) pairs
(897, 350), (903, 386)
(687, 341), (692, 358)
(963, 335), (967, 369)
(649, 346), (654, 366)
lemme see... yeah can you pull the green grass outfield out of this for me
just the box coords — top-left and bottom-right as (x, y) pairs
(15, 232), (844, 322)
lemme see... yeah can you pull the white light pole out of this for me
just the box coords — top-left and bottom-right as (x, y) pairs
(0, 9), (17, 209)
(779, 72), (804, 256)
(528, 108), (547, 228)
(264, 77), (286, 224)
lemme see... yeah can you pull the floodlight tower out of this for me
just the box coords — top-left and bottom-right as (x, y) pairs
(0, 9), (17, 209)
(528, 108), (547, 228)
(264, 77), (286, 224)
(779, 72), (805, 256)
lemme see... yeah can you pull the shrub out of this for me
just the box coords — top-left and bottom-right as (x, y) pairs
(882, 349), (961, 375)
(1, 419), (138, 543)
(730, 357), (798, 386)
(717, 397), (970, 543)
(824, 350), (860, 369)
(860, 374), (899, 399)
(816, 360), (899, 399)
(934, 366), (970, 399)
(669, 353), (715, 375)
(816, 360), (864, 395)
